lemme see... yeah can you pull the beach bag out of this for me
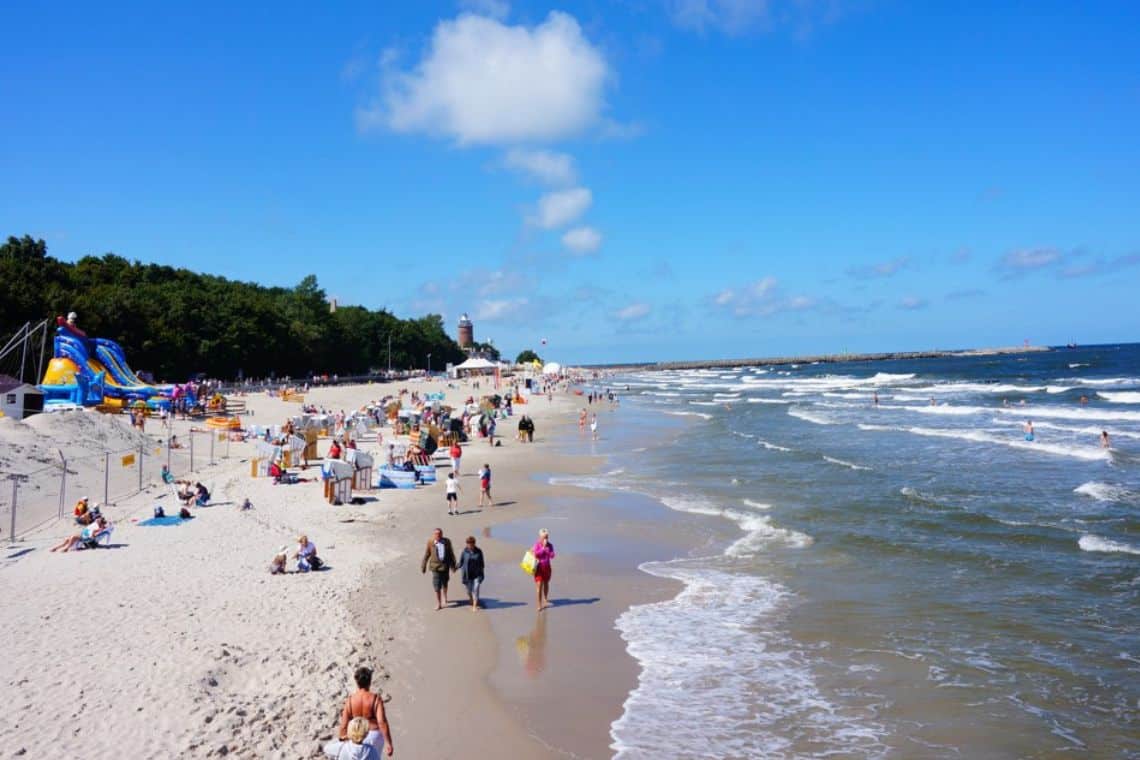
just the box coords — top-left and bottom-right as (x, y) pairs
(520, 549), (537, 576)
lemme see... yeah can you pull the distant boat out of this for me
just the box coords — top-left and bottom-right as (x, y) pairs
(1066, 340), (1078, 349)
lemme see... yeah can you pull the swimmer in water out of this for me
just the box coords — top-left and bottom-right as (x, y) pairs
(1101, 430), (1110, 448)
(1024, 420), (1035, 441)
(873, 392), (879, 406)
(1079, 395), (1089, 406)
(929, 397), (936, 406)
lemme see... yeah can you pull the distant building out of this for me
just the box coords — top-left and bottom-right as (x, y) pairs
(457, 313), (474, 349)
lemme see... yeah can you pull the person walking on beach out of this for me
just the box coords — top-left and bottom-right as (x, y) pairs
(533, 528), (556, 610)
(445, 471), (462, 516)
(328, 666), (393, 757)
(456, 536), (485, 611)
(449, 440), (462, 476)
(478, 464), (492, 509)
(590, 413), (598, 441)
(421, 528), (456, 610)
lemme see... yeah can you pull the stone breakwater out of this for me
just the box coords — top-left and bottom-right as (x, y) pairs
(590, 345), (1051, 372)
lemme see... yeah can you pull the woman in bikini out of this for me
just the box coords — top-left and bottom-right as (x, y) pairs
(336, 667), (394, 756)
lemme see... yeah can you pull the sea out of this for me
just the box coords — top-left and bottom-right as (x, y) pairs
(577, 344), (1140, 758)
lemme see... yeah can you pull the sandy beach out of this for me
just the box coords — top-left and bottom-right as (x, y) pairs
(0, 376), (661, 758)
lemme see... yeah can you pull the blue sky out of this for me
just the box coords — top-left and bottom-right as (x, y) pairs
(2, 1), (1138, 364)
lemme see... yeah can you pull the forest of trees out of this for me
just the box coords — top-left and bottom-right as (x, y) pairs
(0, 235), (466, 381)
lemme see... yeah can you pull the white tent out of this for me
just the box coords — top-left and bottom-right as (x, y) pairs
(541, 362), (562, 376)
(453, 356), (498, 377)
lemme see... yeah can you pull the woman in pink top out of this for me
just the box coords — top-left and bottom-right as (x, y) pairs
(533, 528), (556, 610)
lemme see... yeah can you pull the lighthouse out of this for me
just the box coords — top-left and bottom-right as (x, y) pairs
(457, 313), (474, 349)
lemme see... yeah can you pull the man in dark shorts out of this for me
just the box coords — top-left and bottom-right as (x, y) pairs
(420, 528), (456, 610)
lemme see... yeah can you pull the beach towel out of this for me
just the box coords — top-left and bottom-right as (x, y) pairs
(139, 515), (189, 526)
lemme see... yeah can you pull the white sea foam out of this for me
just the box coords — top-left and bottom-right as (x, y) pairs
(663, 410), (713, 421)
(688, 400), (720, 407)
(758, 440), (792, 452)
(1014, 421), (1140, 440)
(1058, 376), (1136, 386)
(742, 498), (772, 510)
(1069, 363), (1089, 368)
(823, 455), (872, 471)
(1078, 535), (1140, 556)
(1046, 385), (1073, 394)
(612, 564), (884, 759)
(746, 398), (793, 405)
(857, 423), (1110, 461)
(1098, 391), (1140, 404)
(657, 495), (813, 552)
(1074, 482), (1139, 504)
(787, 407), (838, 426)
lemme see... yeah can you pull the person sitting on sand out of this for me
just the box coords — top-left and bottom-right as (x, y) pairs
(169, 434), (183, 449)
(269, 545), (288, 574)
(73, 497), (92, 525)
(324, 718), (383, 760)
(328, 439), (343, 460)
(328, 667), (393, 757)
(161, 465), (175, 485)
(295, 534), (323, 572)
(50, 516), (108, 553)
(193, 482), (210, 506)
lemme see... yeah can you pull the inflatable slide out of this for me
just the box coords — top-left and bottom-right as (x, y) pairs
(39, 314), (179, 409)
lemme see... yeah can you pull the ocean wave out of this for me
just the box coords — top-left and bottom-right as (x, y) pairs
(658, 495), (813, 552)
(689, 400), (720, 407)
(1074, 482), (1139, 504)
(1098, 391), (1140, 404)
(758, 440), (792, 452)
(1077, 535), (1140, 556)
(857, 423), (1109, 461)
(1057, 376), (1137, 386)
(1046, 386), (1073, 394)
(823, 455), (872, 471)
(746, 398), (793, 405)
(787, 407), (838, 426)
(998, 420), (1140, 441)
(1069, 363), (1089, 368)
(663, 410), (713, 421)
(612, 565), (885, 759)
(742, 498), (772, 510)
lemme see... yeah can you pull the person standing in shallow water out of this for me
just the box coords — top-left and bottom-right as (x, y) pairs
(1101, 430), (1111, 448)
(533, 528), (555, 610)
(1024, 420), (1035, 441)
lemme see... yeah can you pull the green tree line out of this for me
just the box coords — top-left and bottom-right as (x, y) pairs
(0, 235), (466, 381)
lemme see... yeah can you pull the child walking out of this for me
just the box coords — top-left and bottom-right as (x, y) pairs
(446, 471), (462, 516)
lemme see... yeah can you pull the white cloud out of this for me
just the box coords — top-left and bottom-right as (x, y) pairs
(615, 303), (651, 321)
(458, 0), (510, 20)
(847, 256), (910, 280)
(898, 296), (928, 310)
(503, 148), (576, 186)
(532, 187), (592, 229)
(475, 297), (530, 321)
(561, 226), (602, 254)
(710, 276), (816, 318)
(368, 12), (609, 145)
(994, 247), (1060, 277)
(668, 0), (848, 37)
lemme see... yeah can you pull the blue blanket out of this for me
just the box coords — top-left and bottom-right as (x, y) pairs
(139, 515), (189, 526)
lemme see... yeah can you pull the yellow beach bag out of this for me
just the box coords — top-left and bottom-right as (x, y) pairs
(520, 549), (537, 575)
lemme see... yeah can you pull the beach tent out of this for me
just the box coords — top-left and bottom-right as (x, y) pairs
(541, 362), (562, 376)
(453, 357), (497, 377)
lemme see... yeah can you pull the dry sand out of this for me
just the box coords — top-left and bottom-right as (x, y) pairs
(0, 376), (660, 758)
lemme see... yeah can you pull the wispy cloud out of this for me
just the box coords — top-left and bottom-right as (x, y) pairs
(1059, 251), (1140, 279)
(561, 226), (602, 255)
(362, 12), (608, 144)
(847, 256), (910, 280)
(709, 277), (816, 318)
(898, 296), (927, 310)
(994, 247), (1061, 278)
(614, 302), (652, 321)
(668, 0), (849, 37)
(458, 0), (510, 20)
(502, 148), (576, 186)
(532, 187), (593, 229)
(475, 297), (530, 321)
(945, 288), (987, 301)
